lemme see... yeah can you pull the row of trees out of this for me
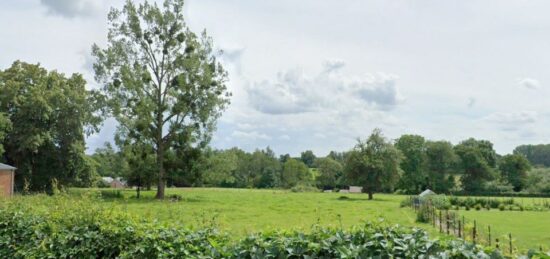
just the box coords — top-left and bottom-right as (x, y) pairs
(513, 144), (550, 167)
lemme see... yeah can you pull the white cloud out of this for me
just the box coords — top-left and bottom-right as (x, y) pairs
(467, 97), (476, 108)
(518, 77), (540, 90)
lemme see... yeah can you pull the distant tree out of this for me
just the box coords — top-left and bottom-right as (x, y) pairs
(203, 149), (238, 187)
(395, 134), (426, 194)
(314, 157), (343, 189)
(344, 129), (402, 200)
(0, 61), (102, 192)
(327, 151), (345, 164)
(513, 144), (550, 167)
(92, 0), (230, 199)
(499, 154), (531, 192)
(281, 159), (310, 188)
(300, 150), (316, 168)
(424, 141), (458, 193)
(454, 138), (497, 192)
(91, 142), (126, 177)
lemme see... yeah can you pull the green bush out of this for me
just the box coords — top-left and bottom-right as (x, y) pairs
(415, 205), (431, 223)
(100, 189), (123, 199)
(474, 204), (482, 211)
(498, 204), (506, 211)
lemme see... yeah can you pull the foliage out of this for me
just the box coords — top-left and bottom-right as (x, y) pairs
(0, 61), (102, 192)
(454, 138), (497, 192)
(425, 140), (458, 193)
(300, 150), (316, 168)
(92, 0), (230, 198)
(344, 129), (402, 199)
(0, 195), (508, 258)
(290, 184), (320, 193)
(499, 154), (531, 192)
(395, 134), (426, 194)
(514, 144), (550, 167)
(0, 113), (10, 157)
(282, 158), (311, 188)
(314, 157), (343, 189)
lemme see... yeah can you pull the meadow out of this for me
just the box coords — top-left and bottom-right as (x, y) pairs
(5, 188), (550, 252)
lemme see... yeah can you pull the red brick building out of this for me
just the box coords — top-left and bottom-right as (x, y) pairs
(0, 163), (16, 197)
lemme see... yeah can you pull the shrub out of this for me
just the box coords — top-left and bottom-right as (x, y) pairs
(498, 204), (506, 211)
(291, 184), (320, 193)
(474, 204), (482, 211)
(100, 189), (123, 199)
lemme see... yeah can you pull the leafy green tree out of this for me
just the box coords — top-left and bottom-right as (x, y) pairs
(0, 113), (10, 158)
(300, 150), (316, 168)
(203, 148), (239, 187)
(0, 61), (102, 192)
(281, 159), (310, 188)
(314, 157), (343, 189)
(120, 142), (156, 198)
(395, 134), (426, 194)
(454, 138), (497, 192)
(424, 141), (457, 193)
(92, 0), (230, 199)
(344, 129), (402, 200)
(499, 154), (531, 192)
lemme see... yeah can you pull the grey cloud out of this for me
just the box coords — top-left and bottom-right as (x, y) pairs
(247, 62), (403, 114)
(40, 0), (100, 18)
(355, 75), (403, 111)
(483, 111), (538, 132)
(323, 59), (345, 73)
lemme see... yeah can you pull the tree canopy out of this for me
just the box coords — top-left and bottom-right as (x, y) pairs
(499, 154), (531, 192)
(0, 61), (102, 192)
(92, 0), (230, 199)
(344, 129), (402, 199)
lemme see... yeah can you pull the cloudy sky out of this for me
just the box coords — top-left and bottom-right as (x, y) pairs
(2, 0), (550, 156)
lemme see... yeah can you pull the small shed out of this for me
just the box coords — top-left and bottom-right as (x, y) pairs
(102, 177), (127, 189)
(0, 163), (16, 197)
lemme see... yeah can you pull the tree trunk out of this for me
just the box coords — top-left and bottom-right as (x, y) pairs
(368, 191), (373, 200)
(155, 143), (165, 199)
(136, 185), (140, 199)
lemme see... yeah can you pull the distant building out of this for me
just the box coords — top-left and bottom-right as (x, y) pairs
(349, 186), (363, 193)
(419, 189), (436, 197)
(0, 163), (16, 197)
(101, 177), (127, 189)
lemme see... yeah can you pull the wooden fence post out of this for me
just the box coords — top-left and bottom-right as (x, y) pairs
(488, 225), (491, 246)
(508, 233), (514, 255)
(496, 238), (500, 249)
(439, 210), (442, 233)
(458, 220), (461, 238)
(432, 208), (436, 227)
(473, 220), (477, 244)
(446, 210), (449, 235)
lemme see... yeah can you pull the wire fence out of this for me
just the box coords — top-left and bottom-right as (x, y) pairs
(409, 196), (521, 255)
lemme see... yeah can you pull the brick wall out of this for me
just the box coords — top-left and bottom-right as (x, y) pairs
(0, 170), (13, 197)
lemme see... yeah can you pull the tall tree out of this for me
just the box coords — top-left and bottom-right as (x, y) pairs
(91, 142), (126, 177)
(499, 154), (531, 192)
(0, 61), (102, 191)
(454, 138), (497, 192)
(395, 134), (426, 194)
(92, 0), (230, 199)
(344, 129), (402, 200)
(424, 140), (457, 193)
(513, 144), (550, 167)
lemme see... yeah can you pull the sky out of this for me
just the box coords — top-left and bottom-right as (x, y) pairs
(1, 0), (550, 156)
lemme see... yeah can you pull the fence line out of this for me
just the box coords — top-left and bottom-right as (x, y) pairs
(409, 196), (516, 255)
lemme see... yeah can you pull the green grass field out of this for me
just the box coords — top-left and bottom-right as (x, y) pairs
(7, 188), (550, 252)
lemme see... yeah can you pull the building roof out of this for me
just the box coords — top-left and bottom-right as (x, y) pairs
(0, 163), (16, 170)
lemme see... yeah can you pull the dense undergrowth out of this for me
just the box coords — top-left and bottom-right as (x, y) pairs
(0, 194), (548, 258)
